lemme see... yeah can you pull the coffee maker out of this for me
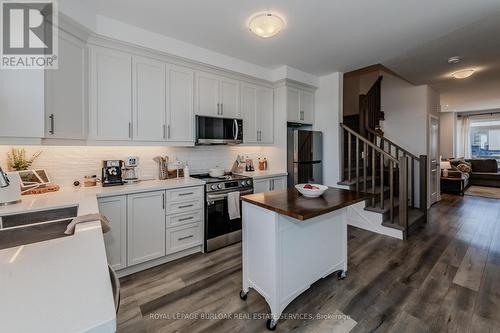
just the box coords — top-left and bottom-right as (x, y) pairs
(123, 156), (139, 184)
(102, 160), (124, 187)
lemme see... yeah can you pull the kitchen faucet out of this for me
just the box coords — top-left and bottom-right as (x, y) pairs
(0, 167), (10, 188)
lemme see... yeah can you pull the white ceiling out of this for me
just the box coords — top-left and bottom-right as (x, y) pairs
(385, 11), (500, 113)
(85, 0), (500, 76)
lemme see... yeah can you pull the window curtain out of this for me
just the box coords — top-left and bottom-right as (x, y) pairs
(458, 116), (471, 158)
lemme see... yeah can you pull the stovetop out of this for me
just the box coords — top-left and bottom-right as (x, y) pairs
(191, 173), (253, 192)
(191, 173), (250, 183)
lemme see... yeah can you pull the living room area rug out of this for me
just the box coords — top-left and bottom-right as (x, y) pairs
(465, 186), (500, 199)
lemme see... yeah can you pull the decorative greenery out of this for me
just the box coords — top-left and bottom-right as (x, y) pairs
(6, 148), (42, 171)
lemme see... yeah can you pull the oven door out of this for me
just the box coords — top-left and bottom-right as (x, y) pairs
(205, 188), (253, 251)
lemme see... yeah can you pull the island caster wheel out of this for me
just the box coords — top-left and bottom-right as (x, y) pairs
(266, 318), (277, 331)
(337, 270), (347, 280)
(239, 290), (248, 301)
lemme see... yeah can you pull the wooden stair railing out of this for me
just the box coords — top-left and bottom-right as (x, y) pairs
(340, 124), (428, 238)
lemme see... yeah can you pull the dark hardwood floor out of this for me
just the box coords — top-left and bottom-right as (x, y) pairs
(117, 194), (500, 333)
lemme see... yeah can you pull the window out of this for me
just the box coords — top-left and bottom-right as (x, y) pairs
(470, 119), (500, 166)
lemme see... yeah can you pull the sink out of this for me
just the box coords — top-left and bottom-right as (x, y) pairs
(1, 206), (78, 229)
(0, 206), (78, 250)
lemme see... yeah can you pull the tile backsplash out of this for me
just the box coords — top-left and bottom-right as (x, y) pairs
(0, 145), (285, 187)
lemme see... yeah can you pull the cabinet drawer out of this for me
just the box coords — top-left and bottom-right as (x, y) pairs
(166, 186), (203, 202)
(166, 210), (202, 229)
(166, 222), (202, 254)
(166, 199), (203, 215)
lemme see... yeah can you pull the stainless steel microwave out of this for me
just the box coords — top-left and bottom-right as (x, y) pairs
(195, 116), (243, 145)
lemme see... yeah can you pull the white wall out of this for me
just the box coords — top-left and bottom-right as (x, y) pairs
(0, 145), (280, 187)
(314, 72), (342, 186)
(439, 113), (456, 159)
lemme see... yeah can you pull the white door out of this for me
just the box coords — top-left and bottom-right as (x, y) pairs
(98, 196), (127, 270)
(241, 84), (258, 143)
(90, 47), (132, 140)
(253, 179), (271, 193)
(286, 87), (300, 122)
(132, 56), (166, 141)
(299, 90), (314, 124)
(166, 65), (194, 142)
(195, 72), (219, 117)
(45, 30), (87, 139)
(219, 77), (239, 118)
(127, 191), (166, 266)
(272, 177), (287, 190)
(429, 116), (440, 205)
(257, 87), (274, 143)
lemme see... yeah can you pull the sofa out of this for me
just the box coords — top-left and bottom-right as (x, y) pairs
(449, 158), (500, 188)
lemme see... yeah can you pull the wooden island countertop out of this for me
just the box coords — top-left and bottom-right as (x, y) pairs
(241, 187), (374, 221)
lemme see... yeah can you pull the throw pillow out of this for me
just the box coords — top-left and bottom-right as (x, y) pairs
(457, 163), (472, 173)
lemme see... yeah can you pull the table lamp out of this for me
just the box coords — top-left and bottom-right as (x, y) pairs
(440, 161), (452, 177)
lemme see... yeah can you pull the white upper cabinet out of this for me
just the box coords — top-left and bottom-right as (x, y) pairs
(45, 30), (87, 140)
(241, 84), (258, 143)
(241, 83), (273, 144)
(90, 46), (132, 141)
(195, 72), (220, 117)
(257, 87), (274, 144)
(286, 86), (314, 124)
(132, 56), (166, 141)
(219, 77), (240, 118)
(195, 71), (239, 118)
(166, 65), (194, 142)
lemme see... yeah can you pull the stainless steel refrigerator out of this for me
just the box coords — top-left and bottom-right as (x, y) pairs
(287, 129), (323, 187)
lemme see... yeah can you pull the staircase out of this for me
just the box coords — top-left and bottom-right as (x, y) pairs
(338, 124), (428, 239)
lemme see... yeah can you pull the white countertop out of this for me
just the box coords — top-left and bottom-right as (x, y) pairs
(0, 177), (205, 333)
(236, 170), (287, 180)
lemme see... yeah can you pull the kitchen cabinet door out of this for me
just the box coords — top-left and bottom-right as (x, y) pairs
(90, 46), (132, 140)
(241, 83), (258, 143)
(98, 195), (127, 270)
(286, 87), (300, 123)
(299, 90), (314, 123)
(272, 176), (287, 190)
(166, 65), (194, 142)
(45, 30), (87, 139)
(219, 77), (239, 118)
(195, 71), (220, 117)
(257, 87), (274, 144)
(127, 191), (166, 266)
(132, 56), (166, 141)
(253, 179), (271, 194)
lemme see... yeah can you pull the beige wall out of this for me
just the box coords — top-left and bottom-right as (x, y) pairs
(440, 112), (456, 159)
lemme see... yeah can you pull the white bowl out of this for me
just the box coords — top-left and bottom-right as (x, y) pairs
(209, 167), (225, 178)
(295, 184), (328, 198)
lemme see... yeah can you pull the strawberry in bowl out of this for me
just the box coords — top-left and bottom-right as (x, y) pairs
(295, 183), (328, 198)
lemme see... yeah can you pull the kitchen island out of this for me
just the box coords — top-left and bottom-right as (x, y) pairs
(240, 187), (373, 330)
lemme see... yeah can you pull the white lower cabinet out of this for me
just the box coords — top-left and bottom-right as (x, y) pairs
(127, 191), (166, 266)
(98, 196), (127, 270)
(98, 186), (203, 274)
(253, 176), (287, 194)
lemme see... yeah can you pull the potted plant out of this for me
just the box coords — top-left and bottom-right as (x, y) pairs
(7, 148), (42, 171)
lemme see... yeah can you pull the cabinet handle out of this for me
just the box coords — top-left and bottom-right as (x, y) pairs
(178, 192), (194, 196)
(217, 103), (220, 115)
(128, 122), (132, 138)
(178, 235), (194, 241)
(168, 125), (171, 139)
(178, 216), (194, 222)
(221, 103), (223, 115)
(300, 111), (304, 120)
(162, 193), (165, 210)
(163, 124), (166, 139)
(178, 204), (194, 209)
(49, 114), (55, 135)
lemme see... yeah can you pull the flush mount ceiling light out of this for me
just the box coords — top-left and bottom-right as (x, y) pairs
(452, 69), (475, 79)
(248, 12), (285, 38)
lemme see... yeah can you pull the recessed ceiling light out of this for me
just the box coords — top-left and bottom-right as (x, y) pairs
(248, 12), (285, 38)
(447, 56), (461, 64)
(452, 69), (475, 79)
